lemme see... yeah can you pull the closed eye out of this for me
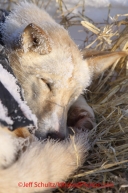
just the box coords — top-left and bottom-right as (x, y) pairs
(41, 78), (52, 91)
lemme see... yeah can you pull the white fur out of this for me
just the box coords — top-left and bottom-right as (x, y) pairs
(0, 132), (89, 193)
(0, 128), (20, 168)
(0, 101), (13, 126)
(1, 2), (92, 91)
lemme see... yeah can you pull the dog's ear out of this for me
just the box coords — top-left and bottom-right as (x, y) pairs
(82, 49), (127, 78)
(14, 23), (52, 55)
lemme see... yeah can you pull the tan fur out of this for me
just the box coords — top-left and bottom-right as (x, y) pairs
(0, 126), (31, 138)
(82, 49), (128, 78)
(2, 2), (127, 139)
(3, 3), (91, 138)
(0, 2), (128, 193)
(13, 127), (31, 138)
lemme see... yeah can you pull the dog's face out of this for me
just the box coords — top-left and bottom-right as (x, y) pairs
(9, 23), (91, 139)
(8, 23), (127, 139)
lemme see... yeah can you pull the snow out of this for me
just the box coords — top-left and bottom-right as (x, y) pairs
(64, 0), (128, 8)
(66, 0), (128, 45)
(44, 0), (128, 46)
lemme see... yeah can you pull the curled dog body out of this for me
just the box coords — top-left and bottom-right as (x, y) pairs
(0, 2), (127, 193)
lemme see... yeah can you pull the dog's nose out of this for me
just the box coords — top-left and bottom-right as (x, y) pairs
(46, 131), (65, 141)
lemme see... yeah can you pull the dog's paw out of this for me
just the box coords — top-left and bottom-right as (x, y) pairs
(67, 95), (96, 133)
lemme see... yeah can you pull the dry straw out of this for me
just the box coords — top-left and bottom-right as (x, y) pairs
(1, 0), (128, 192)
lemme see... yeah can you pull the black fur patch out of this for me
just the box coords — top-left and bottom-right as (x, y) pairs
(0, 46), (35, 131)
(0, 9), (9, 45)
(0, 81), (34, 130)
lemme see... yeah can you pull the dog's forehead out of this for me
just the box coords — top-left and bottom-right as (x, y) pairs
(35, 28), (81, 78)
(24, 46), (75, 78)
(40, 51), (74, 78)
